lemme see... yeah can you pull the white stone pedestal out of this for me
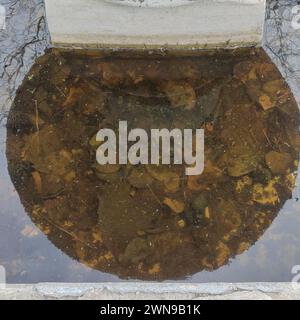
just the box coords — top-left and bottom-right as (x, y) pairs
(44, 0), (266, 49)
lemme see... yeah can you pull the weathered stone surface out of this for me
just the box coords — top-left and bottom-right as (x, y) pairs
(1, 283), (300, 300)
(44, 0), (266, 49)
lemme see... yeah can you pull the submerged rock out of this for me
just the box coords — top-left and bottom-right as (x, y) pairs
(119, 238), (151, 265)
(127, 167), (153, 189)
(21, 126), (74, 196)
(97, 182), (162, 257)
(146, 165), (181, 193)
(265, 151), (293, 174)
(192, 194), (208, 212)
(95, 163), (121, 174)
(159, 81), (196, 110)
(227, 156), (259, 177)
(218, 104), (267, 177)
(100, 62), (125, 87)
(187, 149), (225, 191)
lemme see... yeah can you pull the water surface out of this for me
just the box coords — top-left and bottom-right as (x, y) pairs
(1, 0), (300, 283)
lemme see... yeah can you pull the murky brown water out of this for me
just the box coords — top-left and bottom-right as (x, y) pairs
(0, 0), (300, 283)
(2, 47), (300, 282)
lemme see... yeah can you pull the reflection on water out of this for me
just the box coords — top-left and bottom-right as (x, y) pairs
(4, 47), (300, 281)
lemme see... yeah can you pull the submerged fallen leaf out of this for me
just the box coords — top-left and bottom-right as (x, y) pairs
(128, 167), (153, 189)
(163, 198), (185, 214)
(146, 166), (181, 193)
(32, 171), (42, 194)
(148, 263), (160, 275)
(63, 87), (84, 108)
(265, 151), (293, 174)
(159, 81), (196, 110)
(258, 94), (276, 110)
(215, 242), (230, 267)
(177, 219), (186, 228)
(252, 180), (280, 206)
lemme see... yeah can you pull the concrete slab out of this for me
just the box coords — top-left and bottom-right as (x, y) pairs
(44, 0), (266, 49)
(0, 282), (299, 300)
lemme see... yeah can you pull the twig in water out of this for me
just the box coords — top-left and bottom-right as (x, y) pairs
(146, 184), (162, 207)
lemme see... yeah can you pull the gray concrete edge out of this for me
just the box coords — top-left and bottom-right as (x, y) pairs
(0, 282), (300, 300)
